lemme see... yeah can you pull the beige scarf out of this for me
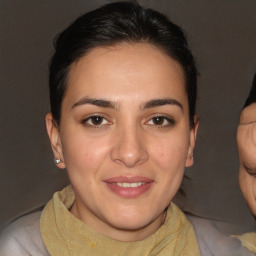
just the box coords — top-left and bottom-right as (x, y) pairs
(237, 232), (256, 253)
(40, 186), (199, 256)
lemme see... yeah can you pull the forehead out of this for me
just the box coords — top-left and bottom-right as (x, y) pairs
(239, 103), (256, 124)
(237, 121), (256, 163)
(238, 104), (256, 162)
(65, 43), (187, 105)
(237, 104), (256, 159)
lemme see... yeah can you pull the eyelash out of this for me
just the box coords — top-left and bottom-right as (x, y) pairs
(145, 115), (175, 128)
(81, 114), (175, 129)
(82, 115), (110, 128)
(244, 165), (256, 177)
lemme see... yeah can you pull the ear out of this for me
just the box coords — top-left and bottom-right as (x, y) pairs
(185, 116), (199, 167)
(45, 113), (66, 169)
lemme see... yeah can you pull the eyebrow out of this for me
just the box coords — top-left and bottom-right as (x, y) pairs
(142, 98), (183, 111)
(72, 97), (183, 111)
(239, 121), (256, 126)
(72, 97), (117, 109)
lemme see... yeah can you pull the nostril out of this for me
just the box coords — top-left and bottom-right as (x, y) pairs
(110, 129), (149, 167)
(110, 144), (149, 167)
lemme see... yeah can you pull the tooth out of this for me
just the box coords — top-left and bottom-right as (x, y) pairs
(130, 183), (137, 188)
(116, 182), (145, 188)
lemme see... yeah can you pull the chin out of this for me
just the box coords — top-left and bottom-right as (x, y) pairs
(106, 209), (157, 230)
(110, 219), (153, 233)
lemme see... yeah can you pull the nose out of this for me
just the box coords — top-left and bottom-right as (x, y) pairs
(110, 125), (149, 168)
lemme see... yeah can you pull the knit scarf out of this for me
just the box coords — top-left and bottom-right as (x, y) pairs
(40, 186), (199, 256)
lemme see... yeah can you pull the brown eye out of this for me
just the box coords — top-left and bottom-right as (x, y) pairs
(83, 115), (109, 127)
(147, 116), (174, 127)
(91, 116), (104, 125)
(152, 116), (165, 125)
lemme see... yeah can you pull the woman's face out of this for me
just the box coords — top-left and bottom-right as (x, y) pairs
(46, 43), (198, 241)
(237, 103), (256, 217)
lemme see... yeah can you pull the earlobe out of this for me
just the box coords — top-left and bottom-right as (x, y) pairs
(185, 116), (199, 167)
(45, 113), (66, 169)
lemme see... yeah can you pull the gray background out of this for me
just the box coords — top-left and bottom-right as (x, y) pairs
(1, 0), (256, 233)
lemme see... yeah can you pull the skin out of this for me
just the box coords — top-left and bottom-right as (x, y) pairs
(237, 103), (256, 217)
(46, 43), (198, 241)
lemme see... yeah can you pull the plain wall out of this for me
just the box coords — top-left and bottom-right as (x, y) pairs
(1, 0), (256, 233)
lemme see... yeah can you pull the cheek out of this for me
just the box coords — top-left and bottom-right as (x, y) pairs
(151, 137), (188, 188)
(61, 131), (110, 174)
(149, 135), (189, 204)
(252, 180), (256, 214)
(239, 171), (250, 197)
(239, 170), (256, 215)
(149, 133), (189, 172)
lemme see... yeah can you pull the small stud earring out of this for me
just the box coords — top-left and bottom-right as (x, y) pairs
(55, 159), (62, 164)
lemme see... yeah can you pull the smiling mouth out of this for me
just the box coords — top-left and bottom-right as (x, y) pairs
(103, 177), (153, 198)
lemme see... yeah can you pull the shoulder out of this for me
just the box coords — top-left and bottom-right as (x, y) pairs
(170, 203), (195, 232)
(169, 203), (199, 241)
(187, 214), (256, 256)
(168, 203), (200, 255)
(0, 210), (49, 256)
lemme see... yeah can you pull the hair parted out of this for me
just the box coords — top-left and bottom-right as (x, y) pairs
(49, 1), (198, 127)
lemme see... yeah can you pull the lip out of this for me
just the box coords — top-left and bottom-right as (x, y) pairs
(103, 176), (154, 199)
